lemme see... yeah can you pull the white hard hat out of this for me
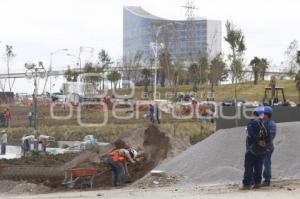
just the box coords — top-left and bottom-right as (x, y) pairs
(129, 148), (138, 159)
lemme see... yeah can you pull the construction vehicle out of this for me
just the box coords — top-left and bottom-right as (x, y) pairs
(263, 87), (287, 106)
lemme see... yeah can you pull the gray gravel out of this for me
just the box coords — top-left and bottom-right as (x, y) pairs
(158, 122), (300, 185)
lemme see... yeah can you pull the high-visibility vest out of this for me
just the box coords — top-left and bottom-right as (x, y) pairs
(108, 149), (126, 163)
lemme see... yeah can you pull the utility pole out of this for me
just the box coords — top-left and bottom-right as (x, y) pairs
(182, 0), (198, 62)
(25, 62), (46, 150)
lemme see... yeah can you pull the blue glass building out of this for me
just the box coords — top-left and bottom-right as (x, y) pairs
(123, 6), (222, 63)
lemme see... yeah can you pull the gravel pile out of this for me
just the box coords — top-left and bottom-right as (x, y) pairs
(158, 122), (300, 185)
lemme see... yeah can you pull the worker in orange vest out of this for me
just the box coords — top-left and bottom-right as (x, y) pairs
(104, 148), (137, 186)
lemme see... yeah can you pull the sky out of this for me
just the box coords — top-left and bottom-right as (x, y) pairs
(0, 0), (299, 93)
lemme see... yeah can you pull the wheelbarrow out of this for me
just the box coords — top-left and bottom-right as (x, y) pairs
(62, 167), (109, 189)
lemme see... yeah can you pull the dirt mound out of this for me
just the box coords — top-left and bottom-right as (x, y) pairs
(158, 122), (300, 185)
(0, 124), (189, 190)
(121, 124), (190, 162)
(0, 180), (51, 195)
(94, 124), (188, 188)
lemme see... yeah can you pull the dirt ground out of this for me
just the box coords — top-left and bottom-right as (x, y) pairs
(1, 180), (299, 199)
(0, 125), (189, 190)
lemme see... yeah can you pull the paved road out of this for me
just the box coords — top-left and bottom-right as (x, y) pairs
(2, 185), (299, 199)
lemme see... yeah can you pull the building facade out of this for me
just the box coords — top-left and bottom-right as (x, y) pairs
(123, 6), (222, 64)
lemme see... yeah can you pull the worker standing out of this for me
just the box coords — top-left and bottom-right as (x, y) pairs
(21, 135), (35, 157)
(0, 130), (8, 155)
(28, 111), (33, 127)
(149, 104), (155, 123)
(103, 148), (137, 186)
(154, 102), (160, 124)
(262, 106), (277, 187)
(242, 107), (271, 189)
(4, 108), (12, 128)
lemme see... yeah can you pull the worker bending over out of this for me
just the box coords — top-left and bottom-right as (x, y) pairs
(104, 148), (137, 186)
(39, 135), (55, 152)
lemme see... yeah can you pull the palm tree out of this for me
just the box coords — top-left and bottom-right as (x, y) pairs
(107, 70), (121, 90)
(98, 50), (113, 89)
(5, 45), (16, 92)
(250, 57), (261, 85)
(295, 71), (300, 104)
(259, 58), (269, 80)
(141, 68), (151, 93)
(64, 69), (79, 82)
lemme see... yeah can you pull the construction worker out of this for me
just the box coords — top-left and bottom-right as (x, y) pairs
(39, 135), (55, 152)
(242, 107), (271, 190)
(28, 111), (33, 127)
(21, 135), (35, 157)
(154, 102), (160, 124)
(149, 104), (155, 123)
(262, 106), (277, 187)
(0, 130), (7, 155)
(4, 108), (12, 128)
(103, 148), (137, 186)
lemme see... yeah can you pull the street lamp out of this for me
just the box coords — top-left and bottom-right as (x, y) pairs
(25, 61), (46, 149)
(67, 53), (82, 71)
(43, 48), (68, 94)
(78, 46), (94, 71)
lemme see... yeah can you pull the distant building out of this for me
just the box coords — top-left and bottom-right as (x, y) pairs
(123, 6), (222, 64)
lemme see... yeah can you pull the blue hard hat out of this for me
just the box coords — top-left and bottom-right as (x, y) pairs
(253, 106), (265, 117)
(264, 106), (273, 115)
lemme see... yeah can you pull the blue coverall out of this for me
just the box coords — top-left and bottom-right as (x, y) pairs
(263, 120), (277, 186)
(243, 119), (270, 186)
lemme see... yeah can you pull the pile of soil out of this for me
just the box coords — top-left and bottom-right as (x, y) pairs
(0, 124), (189, 190)
(158, 122), (300, 185)
(120, 124), (190, 162)
(80, 124), (187, 188)
(0, 180), (51, 195)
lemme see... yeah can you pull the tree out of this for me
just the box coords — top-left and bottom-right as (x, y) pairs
(250, 57), (270, 84)
(259, 58), (269, 80)
(107, 70), (121, 90)
(188, 63), (200, 92)
(198, 56), (209, 85)
(297, 50), (300, 66)
(295, 71), (300, 104)
(208, 54), (227, 92)
(169, 60), (185, 98)
(141, 68), (151, 93)
(5, 45), (16, 92)
(98, 49), (113, 89)
(159, 49), (171, 87)
(122, 56), (133, 87)
(284, 40), (299, 74)
(224, 21), (246, 101)
(64, 69), (80, 82)
(250, 57), (262, 85)
(83, 62), (102, 90)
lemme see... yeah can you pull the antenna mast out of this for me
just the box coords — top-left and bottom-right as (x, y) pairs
(183, 0), (197, 20)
